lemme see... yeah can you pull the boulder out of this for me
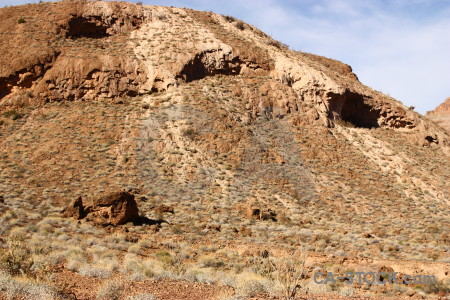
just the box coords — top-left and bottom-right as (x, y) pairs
(90, 191), (139, 225)
(241, 202), (277, 221)
(63, 196), (85, 220)
(63, 191), (139, 225)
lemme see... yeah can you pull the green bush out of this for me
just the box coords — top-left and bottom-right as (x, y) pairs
(17, 18), (25, 24)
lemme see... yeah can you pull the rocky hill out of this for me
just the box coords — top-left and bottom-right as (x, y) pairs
(0, 1), (449, 299)
(427, 97), (450, 132)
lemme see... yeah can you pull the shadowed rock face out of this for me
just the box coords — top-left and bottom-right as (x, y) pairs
(66, 16), (111, 39)
(327, 91), (381, 129)
(179, 52), (243, 82)
(63, 196), (85, 220)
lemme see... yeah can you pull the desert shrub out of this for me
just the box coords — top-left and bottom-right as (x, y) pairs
(128, 244), (143, 255)
(0, 228), (33, 276)
(183, 267), (217, 284)
(17, 18), (25, 24)
(266, 40), (288, 49)
(155, 12), (167, 20)
(253, 248), (307, 300)
(334, 119), (356, 128)
(2, 110), (22, 120)
(235, 20), (245, 30)
(421, 279), (450, 295)
(235, 272), (271, 296)
(223, 15), (236, 22)
(154, 251), (175, 266)
(222, 296), (246, 300)
(181, 128), (198, 140)
(78, 266), (112, 279)
(96, 279), (123, 300)
(123, 255), (158, 279)
(198, 255), (225, 268)
(0, 270), (57, 300)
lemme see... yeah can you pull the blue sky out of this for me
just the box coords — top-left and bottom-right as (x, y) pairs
(3, 0), (450, 113)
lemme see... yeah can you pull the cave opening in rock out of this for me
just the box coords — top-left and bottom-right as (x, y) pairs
(179, 53), (242, 82)
(66, 16), (110, 39)
(328, 91), (381, 129)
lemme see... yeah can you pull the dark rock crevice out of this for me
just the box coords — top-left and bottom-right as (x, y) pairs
(178, 51), (243, 83)
(63, 14), (144, 39)
(327, 90), (381, 128)
(66, 16), (111, 39)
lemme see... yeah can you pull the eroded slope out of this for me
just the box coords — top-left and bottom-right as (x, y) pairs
(0, 2), (449, 299)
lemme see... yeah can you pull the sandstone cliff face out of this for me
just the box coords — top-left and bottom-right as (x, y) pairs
(0, 1), (449, 267)
(429, 97), (450, 114)
(427, 97), (450, 132)
(0, 1), (447, 147)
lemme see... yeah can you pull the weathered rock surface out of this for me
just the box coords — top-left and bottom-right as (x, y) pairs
(90, 191), (139, 225)
(64, 191), (139, 225)
(63, 196), (86, 220)
(426, 97), (450, 132)
(428, 97), (450, 115)
(1, 1), (448, 146)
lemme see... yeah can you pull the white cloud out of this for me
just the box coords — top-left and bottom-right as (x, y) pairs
(215, 0), (450, 113)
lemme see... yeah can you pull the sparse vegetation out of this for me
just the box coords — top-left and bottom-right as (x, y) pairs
(234, 20), (245, 30)
(0, 1), (448, 299)
(2, 110), (22, 120)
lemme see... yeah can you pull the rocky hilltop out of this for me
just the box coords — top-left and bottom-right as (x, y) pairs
(0, 1), (449, 299)
(427, 97), (450, 132)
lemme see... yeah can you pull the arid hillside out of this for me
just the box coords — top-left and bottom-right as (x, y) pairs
(0, 1), (449, 299)
(427, 97), (450, 132)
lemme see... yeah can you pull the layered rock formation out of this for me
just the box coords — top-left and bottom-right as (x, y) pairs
(0, 1), (447, 146)
(426, 97), (450, 132)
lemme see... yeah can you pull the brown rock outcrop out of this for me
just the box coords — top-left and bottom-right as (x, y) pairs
(239, 201), (277, 221)
(63, 191), (139, 225)
(63, 196), (86, 220)
(89, 191), (139, 225)
(0, 1), (448, 146)
(426, 97), (450, 132)
(428, 97), (450, 115)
